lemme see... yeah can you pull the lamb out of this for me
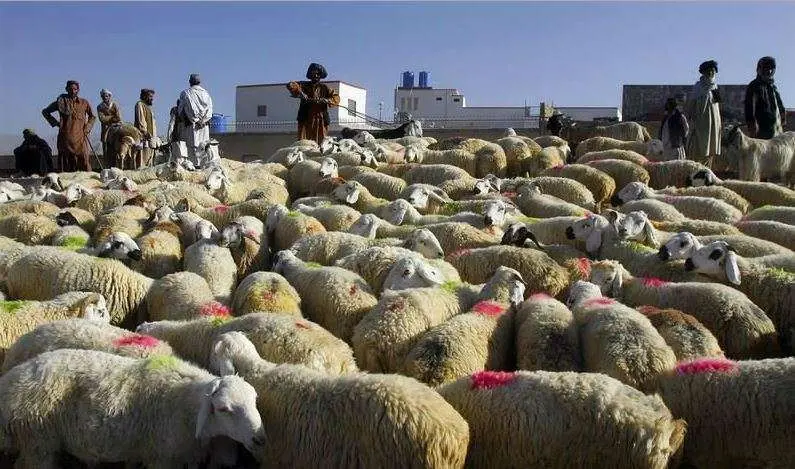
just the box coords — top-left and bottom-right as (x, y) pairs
(266, 146), (306, 168)
(540, 163), (616, 210)
(724, 126), (794, 184)
(183, 234), (238, 305)
(138, 312), (357, 374)
(586, 259), (780, 359)
(592, 121), (652, 141)
(576, 136), (663, 159)
(684, 240), (795, 351)
(613, 181), (743, 224)
(402, 269), (525, 386)
(437, 370), (685, 469)
(0, 292), (110, 363)
(514, 293), (580, 371)
(398, 183), (454, 214)
(635, 306), (724, 361)
(378, 198), (452, 226)
(736, 220), (795, 251)
(145, 271), (216, 322)
(743, 204), (795, 225)
(586, 159), (650, 191)
(0, 349), (265, 468)
(2, 318), (173, 372)
(7, 247), (153, 328)
(655, 185), (750, 213)
(335, 246), (460, 292)
(567, 282), (677, 391)
(687, 168), (795, 207)
(204, 167), (289, 205)
(232, 271), (302, 317)
(272, 250), (378, 342)
(331, 180), (390, 214)
(578, 148), (649, 166)
(654, 357), (795, 469)
(208, 331), (469, 469)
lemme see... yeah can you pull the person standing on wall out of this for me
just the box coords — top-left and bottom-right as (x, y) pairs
(686, 60), (721, 168)
(42, 80), (96, 172)
(659, 97), (689, 161)
(286, 62), (341, 145)
(135, 88), (157, 167)
(745, 56), (786, 139)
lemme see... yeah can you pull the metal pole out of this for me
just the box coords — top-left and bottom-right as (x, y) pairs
(85, 136), (104, 171)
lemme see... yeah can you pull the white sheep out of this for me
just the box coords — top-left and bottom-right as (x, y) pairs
(592, 121), (652, 141)
(635, 306), (724, 361)
(514, 293), (581, 371)
(724, 126), (794, 184)
(145, 271), (216, 322)
(184, 234), (238, 305)
(614, 181), (743, 224)
(687, 168), (795, 207)
(576, 136), (663, 159)
(231, 271), (302, 317)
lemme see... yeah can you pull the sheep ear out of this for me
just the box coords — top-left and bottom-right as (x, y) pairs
(427, 189), (450, 204)
(175, 198), (190, 213)
(211, 339), (237, 376)
(724, 250), (741, 285)
(610, 270), (623, 298)
(643, 218), (659, 248)
(195, 378), (222, 440)
(585, 228), (603, 256)
(417, 264), (443, 285)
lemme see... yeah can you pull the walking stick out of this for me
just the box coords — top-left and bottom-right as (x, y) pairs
(85, 135), (104, 171)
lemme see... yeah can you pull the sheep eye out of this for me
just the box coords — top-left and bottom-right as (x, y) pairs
(113, 241), (123, 249)
(680, 241), (687, 247)
(403, 269), (411, 276)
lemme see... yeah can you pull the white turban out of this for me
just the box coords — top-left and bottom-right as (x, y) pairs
(100, 88), (112, 97)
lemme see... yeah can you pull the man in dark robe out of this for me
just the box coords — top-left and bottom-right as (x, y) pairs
(287, 63), (341, 145)
(13, 129), (53, 176)
(42, 80), (96, 172)
(745, 56), (786, 139)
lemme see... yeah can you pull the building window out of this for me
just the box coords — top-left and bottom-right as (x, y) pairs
(347, 99), (357, 116)
(257, 105), (267, 117)
(436, 97), (442, 101)
(413, 97), (419, 110)
(452, 98), (460, 103)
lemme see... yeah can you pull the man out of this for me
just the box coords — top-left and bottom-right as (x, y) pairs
(42, 80), (96, 172)
(167, 99), (181, 143)
(13, 129), (53, 176)
(745, 56), (786, 139)
(546, 111), (564, 137)
(135, 88), (157, 167)
(686, 60), (721, 167)
(96, 88), (122, 167)
(177, 74), (213, 163)
(286, 62), (340, 145)
(659, 97), (689, 161)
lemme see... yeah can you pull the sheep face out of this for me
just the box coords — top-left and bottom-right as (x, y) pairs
(658, 232), (700, 261)
(97, 232), (143, 261)
(482, 200), (514, 228)
(332, 182), (360, 205)
(195, 220), (220, 242)
(271, 250), (299, 274)
(147, 205), (176, 228)
(265, 205), (289, 236)
(64, 183), (90, 205)
(284, 148), (305, 168)
(320, 137), (339, 155)
(347, 214), (379, 239)
(319, 157), (339, 178)
(205, 169), (228, 192)
(405, 120), (423, 137)
(383, 199), (412, 225)
(611, 210), (658, 247)
(504, 128), (517, 137)
(473, 178), (499, 195)
(403, 228), (444, 259)
(382, 257), (443, 291)
(357, 148), (378, 168)
(567, 214), (610, 255)
(198, 140), (222, 168)
(78, 293), (111, 323)
(338, 138), (360, 153)
(588, 260), (624, 297)
(488, 266), (526, 309)
(106, 177), (138, 192)
(42, 172), (64, 191)
(195, 376), (265, 453)
(56, 211), (81, 227)
(100, 168), (123, 184)
(687, 169), (720, 187)
(353, 131), (375, 147)
(404, 146), (422, 163)
(218, 222), (245, 248)
(647, 139), (664, 159)
(566, 280), (603, 308)
(613, 181), (649, 205)
(684, 241), (741, 285)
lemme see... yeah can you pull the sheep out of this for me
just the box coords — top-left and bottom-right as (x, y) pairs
(514, 183), (590, 218)
(138, 313), (357, 374)
(290, 231), (403, 266)
(652, 218), (740, 236)
(532, 134), (570, 151)
(540, 164), (616, 210)
(349, 170), (407, 200)
(74, 188), (138, 216)
(447, 245), (571, 297)
(0, 212), (60, 245)
(643, 159), (710, 189)
(2, 318), (173, 372)
(655, 185), (750, 213)
(398, 183), (454, 214)
(617, 198), (688, 223)
(7, 247), (153, 328)
(404, 146), (477, 175)
(592, 121), (652, 141)
(687, 169), (795, 207)
(217, 219), (269, 280)
(654, 357), (795, 469)
(522, 145), (566, 177)
(266, 146), (306, 168)
(514, 293), (580, 371)
(743, 204), (795, 225)
(204, 167), (289, 205)
(576, 136), (664, 159)
(402, 269), (525, 386)
(0, 349), (265, 468)
(522, 176), (597, 210)
(287, 156), (339, 198)
(635, 306), (724, 361)
(378, 198), (451, 226)
(614, 181), (743, 224)
(495, 136), (535, 177)
(209, 331), (469, 469)
(184, 236), (238, 305)
(91, 204), (149, 245)
(335, 246), (460, 292)
(684, 240), (795, 351)
(0, 292), (110, 363)
(130, 226), (183, 279)
(578, 148), (649, 166)
(587, 259), (780, 359)
(55, 206), (96, 232)
(232, 271), (302, 317)
(50, 223), (91, 250)
(658, 230), (793, 261)
(145, 271), (216, 322)
(272, 250), (378, 342)
(724, 126), (794, 184)
(264, 204), (326, 252)
(586, 159), (650, 191)
(437, 370), (685, 469)
(736, 220), (795, 251)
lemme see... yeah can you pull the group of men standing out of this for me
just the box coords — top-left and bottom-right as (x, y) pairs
(16, 74), (214, 175)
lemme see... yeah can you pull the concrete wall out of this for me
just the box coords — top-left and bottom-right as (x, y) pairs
(622, 84), (748, 122)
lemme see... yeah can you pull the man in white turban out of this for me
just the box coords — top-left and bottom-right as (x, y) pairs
(97, 88), (121, 166)
(177, 73), (213, 164)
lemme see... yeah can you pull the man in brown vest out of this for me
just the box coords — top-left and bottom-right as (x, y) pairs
(135, 88), (157, 167)
(42, 80), (96, 172)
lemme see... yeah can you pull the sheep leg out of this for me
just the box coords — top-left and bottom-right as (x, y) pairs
(13, 452), (58, 469)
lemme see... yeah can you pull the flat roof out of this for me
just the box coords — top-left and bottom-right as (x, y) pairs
(237, 80), (367, 90)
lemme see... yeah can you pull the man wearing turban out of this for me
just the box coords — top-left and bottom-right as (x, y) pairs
(286, 63), (341, 145)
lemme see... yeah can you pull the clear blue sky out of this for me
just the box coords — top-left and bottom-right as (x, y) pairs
(0, 1), (793, 148)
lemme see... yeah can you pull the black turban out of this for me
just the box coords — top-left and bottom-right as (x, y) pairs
(698, 60), (718, 74)
(757, 56), (776, 70)
(306, 63), (328, 80)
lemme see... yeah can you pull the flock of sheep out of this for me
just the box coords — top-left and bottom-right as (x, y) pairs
(0, 119), (793, 469)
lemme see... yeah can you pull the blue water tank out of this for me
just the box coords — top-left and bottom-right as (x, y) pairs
(210, 113), (225, 134)
(418, 71), (429, 88)
(401, 71), (414, 89)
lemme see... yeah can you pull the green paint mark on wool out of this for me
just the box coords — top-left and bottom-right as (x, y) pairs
(144, 354), (179, 371)
(287, 210), (301, 218)
(305, 262), (322, 269)
(440, 280), (462, 293)
(0, 300), (27, 314)
(627, 241), (655, 253)
(766, 267), (795, 282)
(209, 315), (231, 327)
(441, 202), (462, 215)
(60, 236), (88, 250)
(515, 215), (539, 224)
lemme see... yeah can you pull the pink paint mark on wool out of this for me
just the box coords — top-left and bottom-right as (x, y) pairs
(676, 358), (738, 375)
(447, 249), (472, 261)
(502, 191), (517, 199)
(576, 258), (592, 278)
(472, 300), (507, 316)
(199, 301), (231, 318)
(213, 205), (230, 214)
(662, 196), (677, 204)
(641, 277), (669, 287)
(470, 371), (517, 390)
(529, 293), (552, 301)
(113, 334), (160, 348)
(583, 297), (615, 307)
(295, 320), (311, 329)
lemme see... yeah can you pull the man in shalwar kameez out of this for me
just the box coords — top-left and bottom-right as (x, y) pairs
(97, 88), (122, 167)
(686, 60), (722, 168)
(287, 63), (341, 145)
(42, 80), (96, 172)
(178, 74), (213, 165)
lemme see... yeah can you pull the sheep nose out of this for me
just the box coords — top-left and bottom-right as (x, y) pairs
(128, 249), (143, 261)
(618, 228), (627, 236)
(484, 216), (494, 227)
(565, 227), (575, 239)
(658, 246), (670, 261)
(610, 194), (623, 206)
(684, 258), (695, 271)
(436, 250), (444, 259)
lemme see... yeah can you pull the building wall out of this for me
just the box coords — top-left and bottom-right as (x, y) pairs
(556, 106), (622, 122)
(622, 84), (748, 122)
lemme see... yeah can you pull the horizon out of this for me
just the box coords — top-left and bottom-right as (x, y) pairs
(0, 1), (793, 153)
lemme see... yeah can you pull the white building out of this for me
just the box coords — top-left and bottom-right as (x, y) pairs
(235, 81), (373, 133)
(555, 106), (622, 123)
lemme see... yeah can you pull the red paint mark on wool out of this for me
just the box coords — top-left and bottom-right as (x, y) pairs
(295, 320), (311, 329)
(470, 371), (516, 390)
(583, 210), (592, 216)
(502, 191), (517, 199)
(676, 358), (738, 375)
(550, 164), (564, 171)
(387, 298), (406, 313)
(576, 258), (592, 278)
(447, 248), (472, 261)
(213, 205), (230, 214)
(349, 284), (358, 295)
(199, 301), (231, 318)
(529, 293), (552, 301)
(472, 300), (507, 316)
(641, 277), (669, 287)
(113, 334), (160, 348)
(583, 297), (615, 307)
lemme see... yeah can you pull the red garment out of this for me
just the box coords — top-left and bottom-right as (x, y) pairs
(43, 94), (96, 172)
